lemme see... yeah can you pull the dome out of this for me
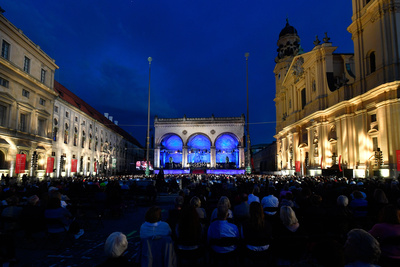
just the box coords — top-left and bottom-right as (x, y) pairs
(279, 20), (298, 38)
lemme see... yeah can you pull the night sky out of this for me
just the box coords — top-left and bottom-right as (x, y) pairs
(2, 0), (354, 147)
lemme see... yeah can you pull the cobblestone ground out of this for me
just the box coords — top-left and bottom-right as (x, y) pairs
(11, 193), (177, 267)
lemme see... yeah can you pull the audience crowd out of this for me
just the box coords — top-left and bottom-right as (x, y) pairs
(1, 173), (400, 266)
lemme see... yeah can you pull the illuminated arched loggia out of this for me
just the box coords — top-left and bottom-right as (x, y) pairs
(159, 134), (183, 168)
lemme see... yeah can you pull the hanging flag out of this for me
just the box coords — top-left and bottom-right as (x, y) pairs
(396, 150), (400, 171)
(46, 157), (54, 173)
(295, 161), (301, 172)
(94, 161), (97, 173)
(71, 159), (78, 172)
(321, 156), (323, 169)
(339, 155), (342, 172)
(15, 154), (26, 174)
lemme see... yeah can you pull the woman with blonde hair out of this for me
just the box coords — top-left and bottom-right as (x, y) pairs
(210, 196), (233, 222)
(190, 196), (207, 223)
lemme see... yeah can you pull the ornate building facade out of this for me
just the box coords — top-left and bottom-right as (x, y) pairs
(0, 13), (58, 178)
(0, 12), (143, 179)
(154, 115), (245, 173)
(274, 0), (400, 178)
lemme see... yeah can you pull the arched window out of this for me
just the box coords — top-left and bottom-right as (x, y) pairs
(0, 150), (6, 169)
(64, 123), (69, 144)
(81, 131), (86, 148)
(73, 127), (78, 146)
(89, 134), (92, 150)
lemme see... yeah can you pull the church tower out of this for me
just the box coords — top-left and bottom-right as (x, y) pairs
(273, 19), (301, 130)
(348, 0), (400, 93)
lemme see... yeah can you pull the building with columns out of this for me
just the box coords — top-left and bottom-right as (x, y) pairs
(0, 13), (58, 178)
(274, 0), (400, 178)
(154, 115), (245, 174)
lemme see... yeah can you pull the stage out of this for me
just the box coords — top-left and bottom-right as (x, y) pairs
(153, 168), (246, 175)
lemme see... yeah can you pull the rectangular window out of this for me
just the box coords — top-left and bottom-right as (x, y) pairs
(54, 106), (58, 113)
(301, 88), (306, 110)
(66, 111), (69, 118)
(0, 77), (9, 88)
(75, 116), (78, 122)
(22, 89), (30, 98)
(39, 98), (46, 106)
(40, 69), (46, 83)
(20, 113), (27, 132)
(23, 56), (31, 73)
(38, 118), (46, 136)
(1, 40), (10, 60)
(0, 104), (6, 127)
(371, 114), (377, 122)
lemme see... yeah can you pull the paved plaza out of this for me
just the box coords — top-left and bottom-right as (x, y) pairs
(9, 193), (177, 267)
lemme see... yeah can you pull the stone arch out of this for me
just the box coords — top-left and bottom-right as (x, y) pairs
(0, 149), (7, 169)
(186, 133), (212, 165)
(214, 132), (240, 167)
(158, 133), (184, 168)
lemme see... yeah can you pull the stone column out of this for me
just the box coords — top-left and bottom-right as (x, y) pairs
(238, 145), (245, 169)
(182, 146), (188, 168)
(154, 146), (160, 168)
(210, 146), (216, 168)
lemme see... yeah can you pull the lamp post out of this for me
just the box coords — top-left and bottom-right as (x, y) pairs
(145, 57), (152, 176)
(245, 52), (251, 175)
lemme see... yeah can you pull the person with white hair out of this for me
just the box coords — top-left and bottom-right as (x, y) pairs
(97, 232), (133, 266)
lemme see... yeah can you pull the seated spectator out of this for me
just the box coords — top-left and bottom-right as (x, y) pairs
(233, 193), (250, 225)
(210, 196), (233, 222)
(175, 206), (203, 249)
(272, 206), (308, 265)
(190, 196), (207, 225)
(167, 196), (184, 239)
(302, 194), (327, 235)
(21, 195), (45, 238)
(140, 206), (172, 239)
(369, 188), (389, 224)
(369, 204), (400, 266)
(97, 232), (133, 267)
(276, 205), (305, 235)
(261, 188), (279, 216)
(1, 195), (23, 232)
(279, 191), (298, 209)
(349, 190), (368, 217)
(328, 195), (353, 240)
(44, 197), (84, 239)
(207, 203), (239, 254)
(344, 229), (381, 267)
(241, 202), (272, 254)
(247, 185), (260, 205)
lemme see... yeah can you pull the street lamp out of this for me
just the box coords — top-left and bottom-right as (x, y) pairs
(145, 57), (152, 176)
(245, 52), (251, 175)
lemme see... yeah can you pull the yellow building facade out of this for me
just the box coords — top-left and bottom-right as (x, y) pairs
(0, 13), (58, 178)
(274, 0), (400, 178)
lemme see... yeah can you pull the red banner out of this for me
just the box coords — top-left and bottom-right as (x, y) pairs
(71, 159), (78, 172)
(46, 157), (54, 173)
(397, 150), (400, 171)
(339, 155), (342, 172)
(295, 161), (301, 172)
(15, 154), (26, 174)
(94, 161), (97, 172)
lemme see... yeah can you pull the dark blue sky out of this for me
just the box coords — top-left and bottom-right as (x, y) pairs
(2, 0), (354, 146)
